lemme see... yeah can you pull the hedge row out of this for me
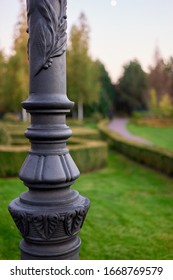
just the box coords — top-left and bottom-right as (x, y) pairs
(0, 140), (107, 177)
(70, 141), (107, 173)
(98, 120), (173, 176)
(8, 126), (100, 144)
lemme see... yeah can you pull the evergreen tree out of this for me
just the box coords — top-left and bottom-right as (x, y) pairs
(67, 13), (100, 120)
(165, 56), (173, 102)
(148, 48), (170, 106)
(115, 60), (148, 115)
(84, 60), (115, 118)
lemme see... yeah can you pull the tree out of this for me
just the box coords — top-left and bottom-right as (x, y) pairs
(165, 56), (173, 102)
(149, 88), (158, 114)
(115, 60), (148, 115)
(159, 93), (173, 117)
(0, 50), (6, 114)
(84, 60), (116, 118)
(4, 0), (28, 118)
(67, 13), (100, 120)
(148, 47), (171, 106)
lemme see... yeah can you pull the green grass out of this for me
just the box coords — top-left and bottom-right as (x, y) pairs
(1, 152), (173, 259)
(127, 122), (173, 152)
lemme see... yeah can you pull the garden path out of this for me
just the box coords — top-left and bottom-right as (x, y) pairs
(108, 118), (151, 145)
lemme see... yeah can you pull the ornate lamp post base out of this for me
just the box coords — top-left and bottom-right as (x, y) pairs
(9, 191), (89, 259)
(8, 0), (89, 260)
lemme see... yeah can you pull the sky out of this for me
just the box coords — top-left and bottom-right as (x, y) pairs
(0, 0), (173, 82)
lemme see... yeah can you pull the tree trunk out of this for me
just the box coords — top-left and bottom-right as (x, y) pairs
(78, 101), (84, 121)
(22, 108), (29, 122)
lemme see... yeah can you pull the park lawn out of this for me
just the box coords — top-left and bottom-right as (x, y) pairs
(0, 152), (173, 260)
(127, 122), (173, 152)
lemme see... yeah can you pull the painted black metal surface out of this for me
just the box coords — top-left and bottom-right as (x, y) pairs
(8, 0), (89, 260)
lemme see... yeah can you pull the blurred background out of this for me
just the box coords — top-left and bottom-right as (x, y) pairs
(0, 0), (173, 260)
(0, 0), (173, 121)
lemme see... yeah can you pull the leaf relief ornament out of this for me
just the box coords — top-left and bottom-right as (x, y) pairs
(27, 0), (67, 76)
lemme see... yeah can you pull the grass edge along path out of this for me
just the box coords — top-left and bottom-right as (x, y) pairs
(0, 152), (173, 259)
(127, 121), (173, 152)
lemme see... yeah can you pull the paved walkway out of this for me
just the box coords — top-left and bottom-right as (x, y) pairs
(108, 118), (151, 145)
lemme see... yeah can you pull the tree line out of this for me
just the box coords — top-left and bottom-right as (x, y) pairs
(0, 2), (173, 120)
(115, 48), (173, 117)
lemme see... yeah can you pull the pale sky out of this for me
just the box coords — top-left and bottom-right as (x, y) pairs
(0, 0), (173, 82)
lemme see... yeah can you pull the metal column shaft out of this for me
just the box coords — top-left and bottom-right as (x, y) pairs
(8, 0), (89, 260)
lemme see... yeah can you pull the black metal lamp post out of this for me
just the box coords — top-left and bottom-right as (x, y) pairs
(8, 0), (89, 260)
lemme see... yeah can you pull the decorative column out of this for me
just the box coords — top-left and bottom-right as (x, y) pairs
(8, 0), (89, 260)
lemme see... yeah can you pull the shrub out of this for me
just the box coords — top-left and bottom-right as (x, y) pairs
(72, 127), (100, 140)
(159, 93), (173, 117)
(98, 120), (173, 176)
(0, 141), (107, 177)
(70, 141), (108, 173)
(0, 125), (11, 145)
(3, 113), (19, 123)
(0, 121), (107, 177)
(0, 149), (27, 177)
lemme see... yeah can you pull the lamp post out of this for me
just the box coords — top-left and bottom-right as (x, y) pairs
(8, 0), (89, 260)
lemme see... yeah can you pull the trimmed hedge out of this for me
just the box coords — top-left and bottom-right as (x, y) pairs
(71, 127), (100, 140)
(5, 124), (100, 142)
(70, 141), (107, 173)
(0, 121), (107, 177)
(98, 120), (173, 176)
(0, 150), (27, 177)
(0, 141), (107, 178)
(0, 126), (11, 145)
